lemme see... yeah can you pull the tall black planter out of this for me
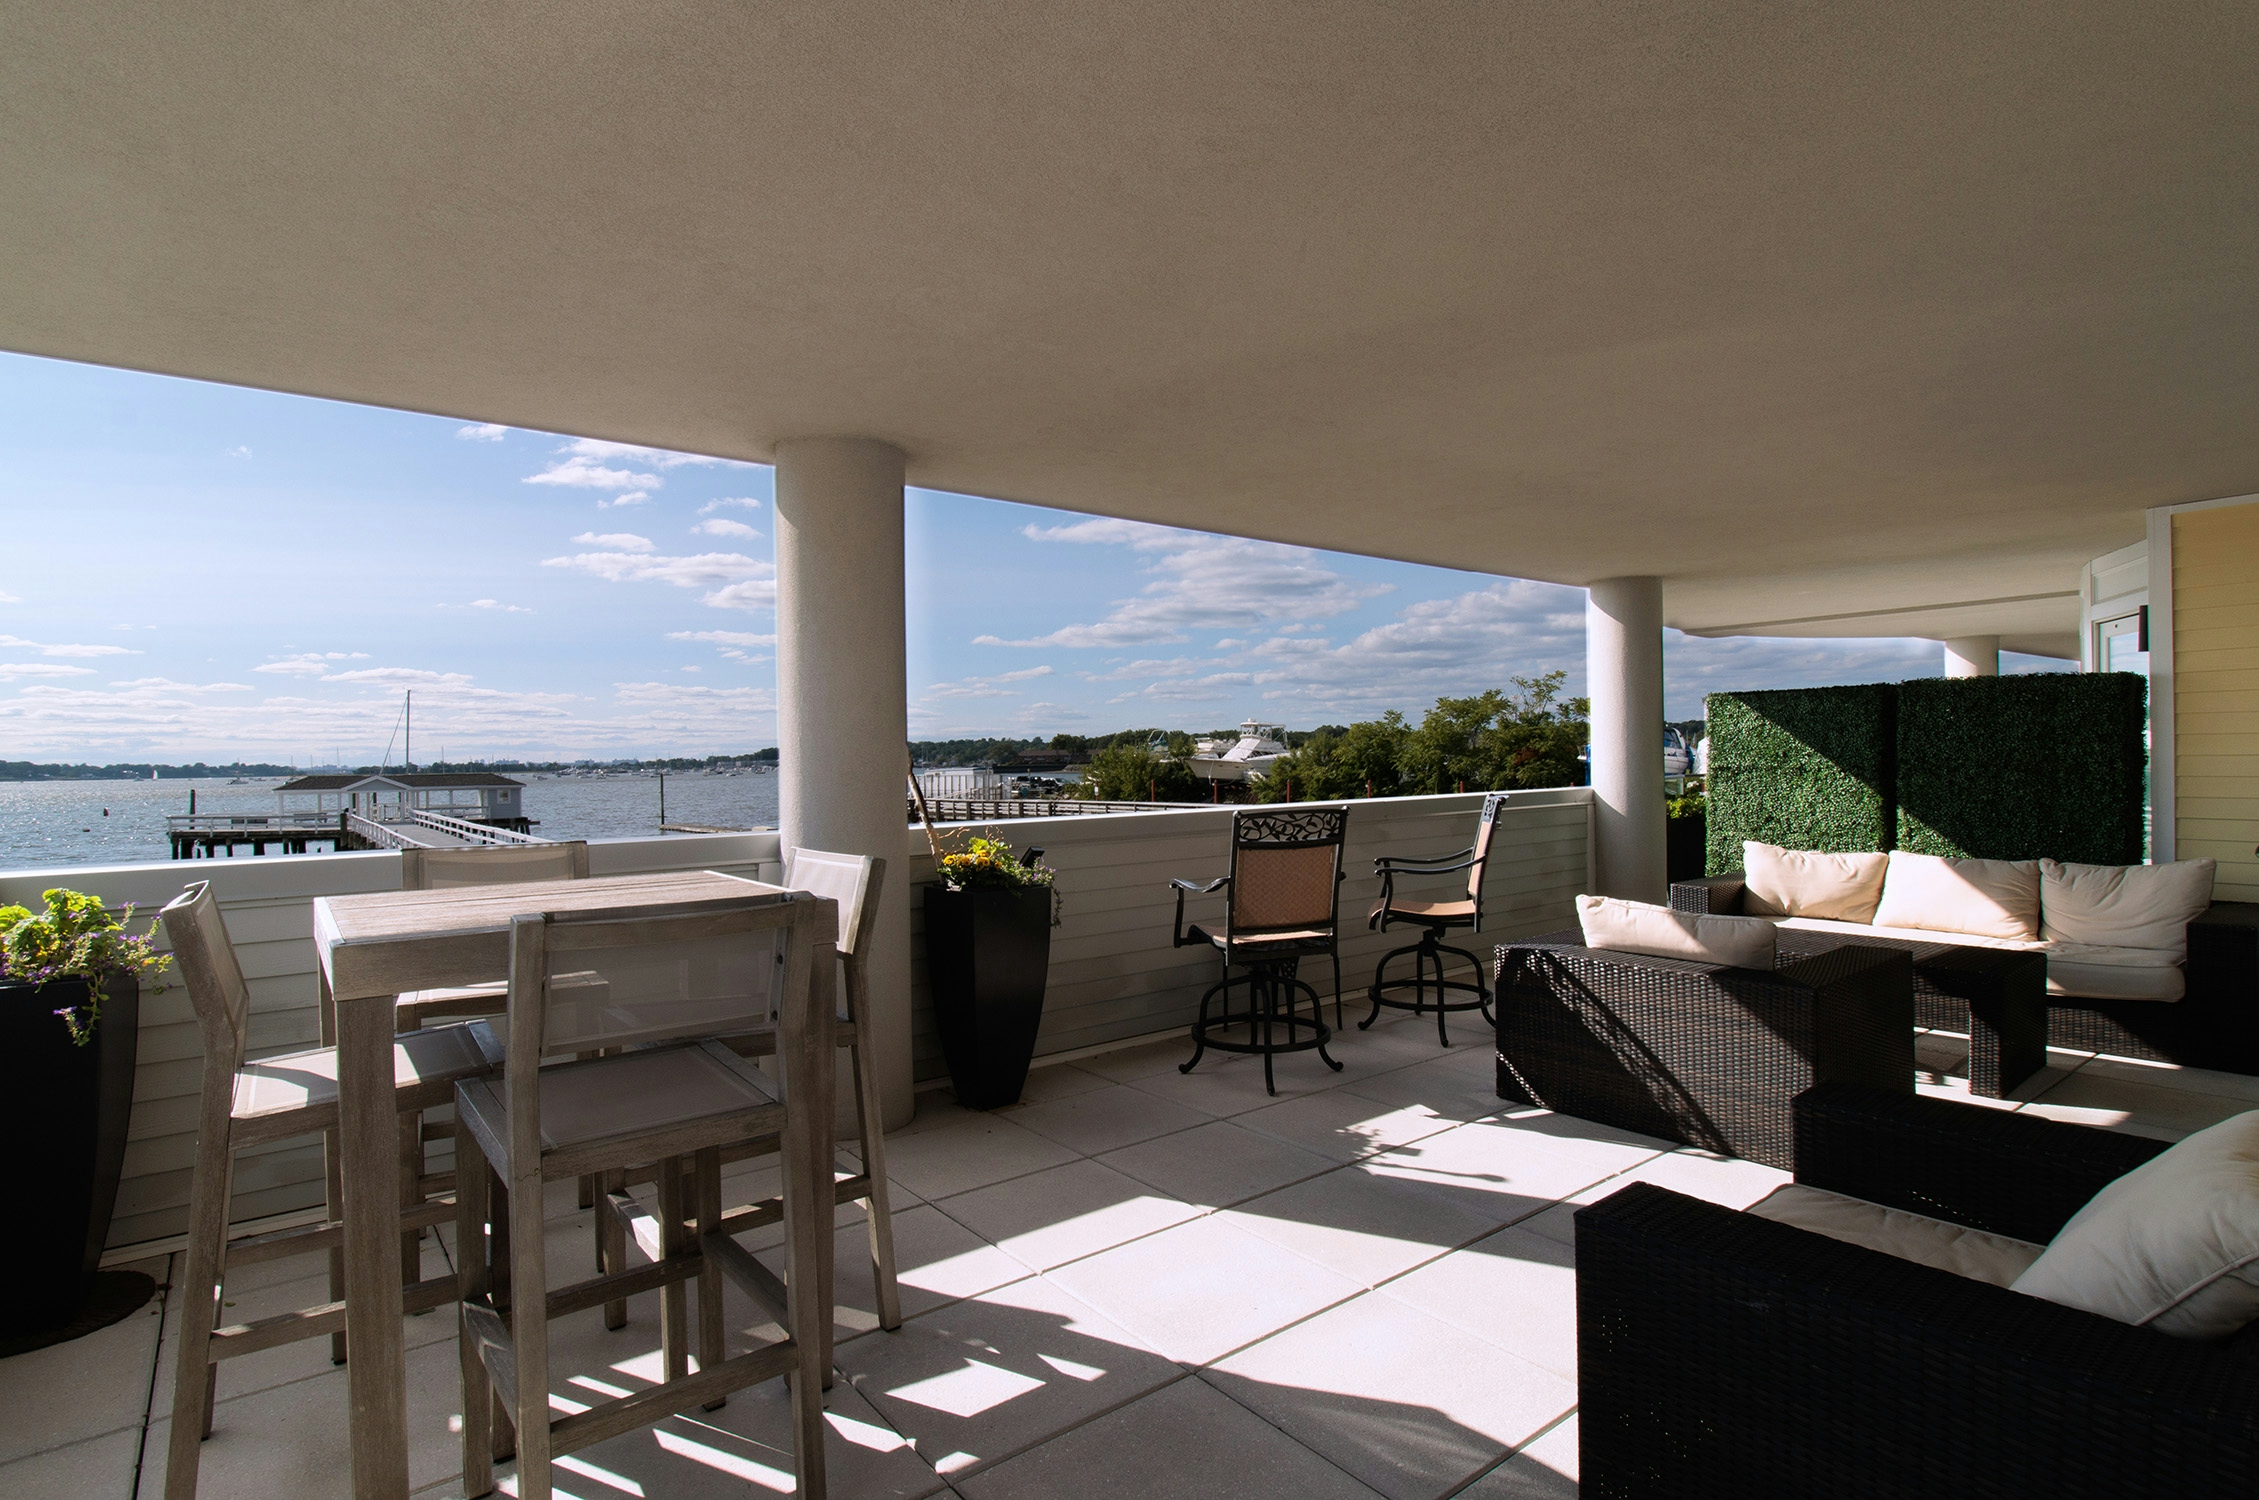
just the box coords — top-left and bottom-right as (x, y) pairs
(1667, 814), (1709, 882)
(0, 973), (140, 1335)
(924, 886), (1052, 1109)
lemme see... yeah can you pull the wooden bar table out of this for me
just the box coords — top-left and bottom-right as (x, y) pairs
(313, 870), (836, 1498)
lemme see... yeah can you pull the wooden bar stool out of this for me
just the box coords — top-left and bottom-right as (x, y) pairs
(157, 880), (499, 1500)
(453, 893), (834, 1500)
(605, 850), (901, 1358)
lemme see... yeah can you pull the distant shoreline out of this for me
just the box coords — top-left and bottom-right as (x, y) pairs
(1, 752), (782, 782)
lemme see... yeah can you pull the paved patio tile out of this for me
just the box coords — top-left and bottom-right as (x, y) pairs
(838, 1273), (1178, 1481)
(1360, 1115), (1660, 1225)
(751, 1202), (1031, 1339)
(1003, 1083), (1211, 1156)
(1097, 1118), (1336, 1209)
(1207, 1292), (1574, 1500)
(0, 1426), (142, 1500)
(1379, 1208), (1578, 1382)
(1459, 1414), (1578, 1498)
(1076, 1037), (1201, 1083)
(1124, 1046), (1344, 1116)
(2022, 1069), (2253, 1137)
(0, 1258), (166, 1464)
(1339, 1055), (1519, 1122)
(1045, 1213), (1362, 1366)
(2074, 1053), (2259, 1103)
(1222, 1160), (1510, 1287)
(1566, 1147), (1789, 1211)
(1232, 1090), (1465, 1164)
(936, 1159), (1203, 1273)
(1002, 1061), (1116, 1105)
(955, 1374), (1386, 1500)
(881, 1113), (1082, 1201)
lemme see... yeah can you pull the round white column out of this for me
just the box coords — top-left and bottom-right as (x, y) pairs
(774, 436), (913, 1128)
(1586, 576), (1667, 902)
(1943, 636), (2000, 677)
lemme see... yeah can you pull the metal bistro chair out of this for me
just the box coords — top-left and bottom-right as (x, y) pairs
(158, 881), (497, 1500)
(1171, 805), (1351, 1095)
(453, 891), (836, 1500)
(1364, 791), (1508, 1045)
(601, 850), (902, 1359)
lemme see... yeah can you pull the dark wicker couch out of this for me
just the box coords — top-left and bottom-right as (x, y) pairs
(1493, 933), (1913, 1169)
(1576, 1084), (2259, 1498)
(1673, 873), (2259, 1076)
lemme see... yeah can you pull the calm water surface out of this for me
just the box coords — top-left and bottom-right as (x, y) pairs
(0, 771), (782, 873)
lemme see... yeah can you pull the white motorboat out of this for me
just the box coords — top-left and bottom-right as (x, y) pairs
(1190, 719), (1291, 782)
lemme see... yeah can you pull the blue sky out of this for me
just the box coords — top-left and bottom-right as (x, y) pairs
(0, 352), (2055, 762)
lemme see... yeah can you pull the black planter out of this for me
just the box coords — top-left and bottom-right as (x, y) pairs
(924, 886), (1053, 1109)
(1667, 814), (1708, 883)
(0, 973), (140, 1335)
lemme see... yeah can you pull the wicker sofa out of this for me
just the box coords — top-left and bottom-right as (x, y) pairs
(1493, 934), (1913, 1169)
(1575, 1083), (2259, 1498)
(1672, 872), (2259, 1075)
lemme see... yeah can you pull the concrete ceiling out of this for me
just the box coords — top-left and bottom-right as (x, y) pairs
(5, 4), (2256, 658)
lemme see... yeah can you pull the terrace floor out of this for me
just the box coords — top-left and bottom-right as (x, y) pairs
(7, 1006), (2255, 1500)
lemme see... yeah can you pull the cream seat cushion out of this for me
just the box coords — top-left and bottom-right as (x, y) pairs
(1748, 1183), (2045, 1287)
(1741, 842), (1889, 923)
(1577, 895), (1776, 968)
(2011, 1110), (2259, 1338)
(2040, 858), (2216, 959)
(1870, 850), (2041, 942)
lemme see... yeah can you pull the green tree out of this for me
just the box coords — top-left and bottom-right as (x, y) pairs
(1078, 743), (1199, 801)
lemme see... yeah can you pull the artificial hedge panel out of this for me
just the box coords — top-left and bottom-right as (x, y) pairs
(1704, 685), (1897, 874)
(1895, 673), (2147, 864)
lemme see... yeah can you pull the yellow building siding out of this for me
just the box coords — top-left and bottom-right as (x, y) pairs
(2174, 502), (2259, 902)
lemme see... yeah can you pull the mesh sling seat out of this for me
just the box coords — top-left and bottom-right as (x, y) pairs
(1365, 791), (1509, 1046)
(157, 880), (498, 1500)
(452, 891), (836, 1500)
(1171, 806), (1350, 1095)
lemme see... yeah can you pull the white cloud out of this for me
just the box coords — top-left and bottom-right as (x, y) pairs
(698, 497), (762, 514)
(0, 662), (95, 680)
(691, 518), (759, 539)
(441, 599), (534, 613)
(321, 666), (477, 686)
(0, 589), (19, 604)
(104, 678), (251, 693)
(226, 445), (252, 459)
(526, 437), (728, 494)
(597, 491), (653, 509)
(975, 522), (1389, 648)
(527, 455), (661, 491)
(0, 634), (139, 658)
(667, 631), (775, 648)
(559, 438), (722, 471)
(256, 651), (371, 676)
(456, 423), (509, 441)
(543, 550), (776, 613)
(918, 665), (1056, 702)
(571, 532), (656, 552)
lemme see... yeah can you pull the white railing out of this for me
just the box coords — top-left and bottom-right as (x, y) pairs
(3, 791), (1595, 1257)
(343, 811), (418, 849)
(406, 808), (545, 845)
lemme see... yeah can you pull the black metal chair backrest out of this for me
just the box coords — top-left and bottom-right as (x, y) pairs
(1464, 792), (1511, 924)
(1226, 806), (1350, 948)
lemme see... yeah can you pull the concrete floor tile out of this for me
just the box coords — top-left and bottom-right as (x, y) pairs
(0, 1272), (165, 1463)
(1003, 1084), (1211, 1156)
(838, 1274), (1178, 1481)
(1045, 1214), (1361, 1366)
(2023, 1069), (2254, 1136)
(1097, 1119), (1335, 1208)
(936, 1159), (1202, 1273)
(1000, 1061), (1116, 1106)
(956, 1376), (1386, 1500)
(1459, 1414), (1578, 1498)
(1125, 1046), (1344, 1116)
(1077, 1037), (1200, 1083)
(1339, 1055), (1518, 1123)
(2074, 1053), (2259, 1103)
(882, 1114), (1081, 1201)
(1565, 1148), (1790, 1211)
(1360, 1116), (1658, 1225)
(753, 1203), (1031, 1339)
(1222, 1162), (1508, 1286)
(1380, 1217), (1578, 1381)
(1232, 1090), (1465, 1164)
(1209, 1293), (1574, 1500)
(0, 1426), (142, 1500)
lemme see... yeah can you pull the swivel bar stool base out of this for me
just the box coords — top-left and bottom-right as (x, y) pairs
(1182, 955), (1342, 1097)
(1363, 929), (1493, 1047)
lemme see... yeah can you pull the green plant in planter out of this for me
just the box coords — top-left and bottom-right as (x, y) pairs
(935, 834), (1062, 923)
(0, 888), (170, 1044)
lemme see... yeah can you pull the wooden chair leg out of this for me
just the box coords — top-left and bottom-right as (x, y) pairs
(600, 1167), (629, 1330)
(323, 1123), (348, 1366)
(455, 1119), (495, 1500)
(695, 1146), (726, 1411)
(163, 1132), (230, 1500)
(657, 1156), (690, 1385)
(782, 1088), (829, 1498)
(398, 1110), (424, 1289)
(488, 1170), (516, 1468)
(507, 1163), (551, 1500)
(849, 1037), (903, 1331)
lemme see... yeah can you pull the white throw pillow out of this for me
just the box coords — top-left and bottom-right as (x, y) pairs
(1870, 850), (2041, 941)
(1741, 841), (1889, 924)
(2010, 1110), (2259, 1339)
(1576, 895), (1777, 968)
(2041, 858), (2216, 957)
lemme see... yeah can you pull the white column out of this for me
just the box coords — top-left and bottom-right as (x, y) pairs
(1943, 636), (2000, 677)
(1586, 577), (1667, 902)
(774, 437), (913, 1129)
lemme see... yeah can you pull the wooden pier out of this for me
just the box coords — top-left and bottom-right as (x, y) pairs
(167, 808), (543, 859)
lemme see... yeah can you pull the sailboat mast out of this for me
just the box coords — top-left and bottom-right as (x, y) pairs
(405, 690), (413, 772)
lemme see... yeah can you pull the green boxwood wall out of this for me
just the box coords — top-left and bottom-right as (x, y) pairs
(1896, 673), (2147, 864)
(1704, 684), (1897, 874)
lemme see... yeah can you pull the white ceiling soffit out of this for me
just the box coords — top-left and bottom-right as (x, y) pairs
(2, 5), (2255, 638)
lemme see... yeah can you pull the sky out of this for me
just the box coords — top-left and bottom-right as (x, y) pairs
(0, 352), (2063, 763)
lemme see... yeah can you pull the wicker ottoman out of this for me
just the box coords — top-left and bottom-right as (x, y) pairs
(1493, 933), (1914, 1170)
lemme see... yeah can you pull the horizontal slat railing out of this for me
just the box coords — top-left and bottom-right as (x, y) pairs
(0, 830), (782, 1253)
